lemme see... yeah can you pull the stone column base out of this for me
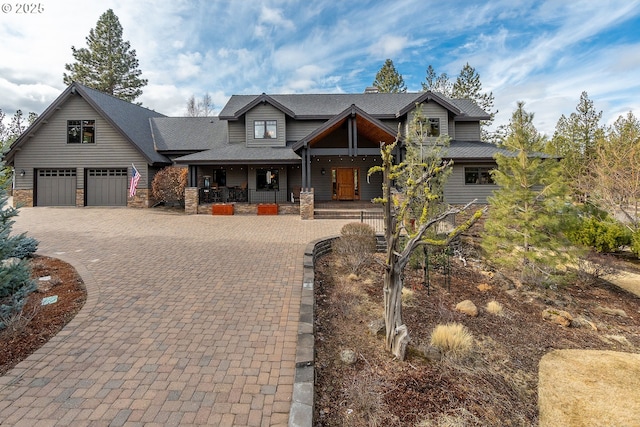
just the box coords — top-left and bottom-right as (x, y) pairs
(300, 188), (314, 220)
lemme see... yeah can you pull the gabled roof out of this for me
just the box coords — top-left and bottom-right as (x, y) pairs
(219, 92), (490, 121)
(292, 104), (398, 151)
(150, 117), (227, 152)
(5, 82), (170, 165)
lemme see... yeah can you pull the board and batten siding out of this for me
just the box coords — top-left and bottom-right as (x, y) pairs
(13, 95), (148, 191)
(245, 104), (286, 147)
(454, 122), (481, 141)
(443, 163), (497, 204)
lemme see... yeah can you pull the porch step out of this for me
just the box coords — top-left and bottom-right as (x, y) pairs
(314, 208), (380, 219)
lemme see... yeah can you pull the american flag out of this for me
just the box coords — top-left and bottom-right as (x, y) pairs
(129, 164), (141, 198)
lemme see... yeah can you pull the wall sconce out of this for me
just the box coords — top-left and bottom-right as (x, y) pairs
(20, 169), (25, 177)
(321, 168), (326, 175)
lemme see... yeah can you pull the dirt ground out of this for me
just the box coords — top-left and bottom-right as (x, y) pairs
(0, 256), (86, 376)
(314, 249), (640, 426)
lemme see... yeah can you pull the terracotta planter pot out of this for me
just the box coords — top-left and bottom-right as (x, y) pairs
(212, 203), (234, 215)
(257, 203), (278, 215)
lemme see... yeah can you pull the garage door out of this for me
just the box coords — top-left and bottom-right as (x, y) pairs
(86, 168), (128, 206)
(37, 169), (77, 206)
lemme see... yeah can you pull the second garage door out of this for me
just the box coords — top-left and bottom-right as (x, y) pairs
(86, 168), (128, 206)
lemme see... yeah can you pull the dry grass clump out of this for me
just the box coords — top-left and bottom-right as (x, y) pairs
(430, 323), (473, 357)
(332, 223), (377, 274)
(416, 408), (481, 427)
(486, 300), (504, 315)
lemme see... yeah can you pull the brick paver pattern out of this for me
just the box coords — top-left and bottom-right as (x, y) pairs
(1, 208), (352, 426)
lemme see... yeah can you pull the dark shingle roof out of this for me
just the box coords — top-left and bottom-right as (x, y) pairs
(76, 84), (170, 164)
(446, 140), (555, 160)
(172, 142), (300, 164)
(6, 82), (170, 165)
(150, 117), (227, 151)
(219, 92), (490, 120)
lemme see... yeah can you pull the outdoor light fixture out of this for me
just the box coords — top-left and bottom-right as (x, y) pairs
(20, 169), (25, 177)
(321, 168), (326, 175)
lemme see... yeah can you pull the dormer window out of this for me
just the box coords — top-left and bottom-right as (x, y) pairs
(254, 120), (277, 139)
(67, 120), (95, 144)
(427, 118), (440, 137)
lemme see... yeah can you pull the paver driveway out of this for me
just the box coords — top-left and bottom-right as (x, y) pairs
(1, 208), (352, 426)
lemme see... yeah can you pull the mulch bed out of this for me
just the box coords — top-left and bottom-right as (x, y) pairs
(0, 256), (86, 376)
(314, 250), (640, 426)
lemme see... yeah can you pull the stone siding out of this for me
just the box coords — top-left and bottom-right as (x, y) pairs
(76, 189), (85, 207)
(127, 189), (150, 208)
(184, 187), (198, 214)
(12, 189), (33, 208)
(299, 188), (314, 220)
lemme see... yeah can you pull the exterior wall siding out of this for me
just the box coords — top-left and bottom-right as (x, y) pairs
(406, 103), (449, 139)
(245, 104), (286, 147)
(454, 122), (481, 141)
(286, 119), (326, 141)
(12, 96), (149, 194)
(443, 162), (497, 204)
(228, 120), (245, 143)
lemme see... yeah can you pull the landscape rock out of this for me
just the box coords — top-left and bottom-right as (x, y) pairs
(368, 319), (385, 336)
(477, 283), (492, 292)
(571, 316), (598, 331)
(340, 349), (358, 365)
(455, 300), (478, 317)
(418, 345), (442, 362)
(542, 308), (573, 327)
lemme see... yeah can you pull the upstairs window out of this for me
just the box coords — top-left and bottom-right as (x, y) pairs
(67, 120), (95, 144)
(254, 120), (277, 139)
(465, 167), (495, 185)
(427, 118), (440, 137)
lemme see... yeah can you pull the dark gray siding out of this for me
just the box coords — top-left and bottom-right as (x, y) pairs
(286, 119), (325, 141)
(13, 96), (149, 191)
(443, 163), (497, 204)
(454, 122), (481, 141)
(245, 104), (286, 147)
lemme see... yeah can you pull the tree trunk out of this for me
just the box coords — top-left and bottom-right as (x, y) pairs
(383, 261), (409, 360)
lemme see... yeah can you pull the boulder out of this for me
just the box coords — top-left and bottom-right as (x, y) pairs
(477, 283), (492, 292)
(455, 300), (478, 317)
(542, 308), (573, 327)
(368, 319), (385, 336)
(340, 349), (358, 365)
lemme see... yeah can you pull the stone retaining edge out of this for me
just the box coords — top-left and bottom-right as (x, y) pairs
(289, 234), (385, 427)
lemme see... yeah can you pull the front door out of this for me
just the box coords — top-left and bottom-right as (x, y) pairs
(333, 167), (360, 200)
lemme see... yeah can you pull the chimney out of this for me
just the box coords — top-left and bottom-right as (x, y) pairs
(364, 86), (379, 94)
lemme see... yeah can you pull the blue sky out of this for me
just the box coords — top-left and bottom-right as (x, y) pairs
(1, 0), (639, 136)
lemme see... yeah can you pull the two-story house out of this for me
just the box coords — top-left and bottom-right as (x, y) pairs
(6, 82), (510, 212)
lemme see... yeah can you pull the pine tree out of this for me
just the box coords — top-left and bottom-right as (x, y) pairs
(482, 102), (573, 284)
(63, 9), (147, 103)
(421, 65), (452, 96)
(0, 187), (38, 330)
(372, 59), (406, 93)
(549, 91), (604, 199)
(452, 63), (496, 138)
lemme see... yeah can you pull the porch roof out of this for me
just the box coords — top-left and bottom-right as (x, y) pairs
(172, 142), (301, 165)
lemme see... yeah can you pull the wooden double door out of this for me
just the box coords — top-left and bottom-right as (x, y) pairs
(332, 167), (360, 200)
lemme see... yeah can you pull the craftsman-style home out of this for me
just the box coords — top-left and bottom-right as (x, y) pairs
(6, 82), (509, 213)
